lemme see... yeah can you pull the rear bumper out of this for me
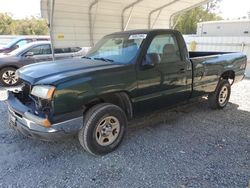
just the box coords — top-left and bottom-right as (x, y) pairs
(7, 94), (83, 141)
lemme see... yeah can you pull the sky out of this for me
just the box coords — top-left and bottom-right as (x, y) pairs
(0, 0), (250, 20)
(0, 0), (41, 18)
(218, 0), (250, 19)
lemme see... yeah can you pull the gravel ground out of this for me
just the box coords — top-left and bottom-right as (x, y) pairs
(0, 79), (249, 188)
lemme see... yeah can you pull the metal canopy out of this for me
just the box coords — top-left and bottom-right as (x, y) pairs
(41, 0), (211, 48)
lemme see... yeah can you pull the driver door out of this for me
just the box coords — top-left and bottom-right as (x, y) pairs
(135, 32), (190, 114)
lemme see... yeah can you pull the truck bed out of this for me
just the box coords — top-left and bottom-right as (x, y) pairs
(189, 51), (247, 97)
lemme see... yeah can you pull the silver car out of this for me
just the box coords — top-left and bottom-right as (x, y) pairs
(0, 41), (82, 86)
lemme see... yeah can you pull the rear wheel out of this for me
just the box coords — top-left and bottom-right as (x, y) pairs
(208, 79), (231, 109)
(78, 103), (127, 155)
(0, 67), (20, 86)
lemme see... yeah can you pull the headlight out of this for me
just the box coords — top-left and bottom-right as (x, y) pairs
(31, 85), (56, 100)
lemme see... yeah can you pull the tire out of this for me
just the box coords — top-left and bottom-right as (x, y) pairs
(208, 79), (231, 109)
(0, 67), (20, 87)
(78, 103), (127, 156)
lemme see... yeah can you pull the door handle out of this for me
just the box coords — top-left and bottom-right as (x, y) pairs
(179, 68), (185, 73)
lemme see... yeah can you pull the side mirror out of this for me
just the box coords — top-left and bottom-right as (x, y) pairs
(25, 52), (34, 57)
(142, 53), (161, 69)
(14, 45), (19, 49)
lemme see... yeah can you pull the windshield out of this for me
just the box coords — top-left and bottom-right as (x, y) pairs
(3, 38), (22, 48)
(0, 37), (16, 47)
(6, 42), (50, 56)
(5, 43), (33, 56)
(86, 34), (146, 64)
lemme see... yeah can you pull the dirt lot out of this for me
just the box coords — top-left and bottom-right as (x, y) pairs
(0, 79), (249, 188)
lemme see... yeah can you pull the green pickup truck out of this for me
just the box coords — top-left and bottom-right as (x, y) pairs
(1, 29), (247, 155)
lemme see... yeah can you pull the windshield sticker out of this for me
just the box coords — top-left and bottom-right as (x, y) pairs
(129, 34), (147, 40)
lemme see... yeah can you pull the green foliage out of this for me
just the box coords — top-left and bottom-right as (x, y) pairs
(0, 13), (49, 35)
(174, 1), (222, 34)
(0, 13), (13, 34)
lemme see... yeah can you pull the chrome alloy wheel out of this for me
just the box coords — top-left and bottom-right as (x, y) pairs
(2, 70), (18, 85)
(218, 86), (228, 106)
(95, 116), (120, 146)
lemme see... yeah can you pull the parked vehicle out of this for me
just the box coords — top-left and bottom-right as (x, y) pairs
(196, 20), (250, 37)
(0, 36), (17, 47)
(2, 29), (247, 155)
(0, 36), (49, 54)
(0, 41), (82, 86)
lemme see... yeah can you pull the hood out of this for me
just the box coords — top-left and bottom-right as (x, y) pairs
(17, 58), (124, 85)
(0, 46), (7, 52)
(0, 53), (12, 57)
(0, 53), (8, 58)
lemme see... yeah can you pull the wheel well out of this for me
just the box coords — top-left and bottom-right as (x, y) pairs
(0, 65), (19, 71)
(220, 71), (235, 84)
(84, 92), (133, 119)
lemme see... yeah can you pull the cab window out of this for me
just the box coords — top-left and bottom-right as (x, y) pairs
(147, 34), (181, 63)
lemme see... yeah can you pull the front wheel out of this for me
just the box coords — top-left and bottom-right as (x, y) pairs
(0, 67), (20, 86)
(208, 79), (231, 109)
(78, 103), (127, 156)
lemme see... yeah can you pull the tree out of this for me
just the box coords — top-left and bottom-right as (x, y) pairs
(174, 0), (222, 34)
(0, 13), (13, 34)
(14, 17), (49, 35)
(0, 13), (49, 35)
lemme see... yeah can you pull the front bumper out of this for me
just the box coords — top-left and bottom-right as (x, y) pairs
(7, 93), (83, 141)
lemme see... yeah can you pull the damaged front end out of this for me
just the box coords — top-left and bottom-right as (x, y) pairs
(1, 82), (82, 140)
(7, 83), (55, 128)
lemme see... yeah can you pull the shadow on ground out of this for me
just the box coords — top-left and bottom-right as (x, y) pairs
(0, 97), (249, 187)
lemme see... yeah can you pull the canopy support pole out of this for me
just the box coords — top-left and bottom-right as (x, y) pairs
(49, 0), (55, 61)
(89, 0), (99, 47)
(169, 0), (211, 28)
(148, 0), (181, 29)
(121, 0), (143, 31)
(151, 9), (162, 29)
(124, 6), (134, 31)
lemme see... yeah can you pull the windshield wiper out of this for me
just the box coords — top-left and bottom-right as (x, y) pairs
(82, 56), (92, 59)
(94, 57), (114, 62)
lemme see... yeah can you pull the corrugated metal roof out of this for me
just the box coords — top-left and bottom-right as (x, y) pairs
(41, 0), (212, 48)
